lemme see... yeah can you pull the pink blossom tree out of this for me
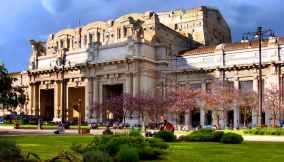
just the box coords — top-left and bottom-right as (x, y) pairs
(166, 85), (201, 129)
(263, 85), (284, 127)
(202, 80), (238, 129)
(238, 90), (258, 127)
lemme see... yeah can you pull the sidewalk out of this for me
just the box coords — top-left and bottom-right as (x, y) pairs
(243, 135), (284, 142)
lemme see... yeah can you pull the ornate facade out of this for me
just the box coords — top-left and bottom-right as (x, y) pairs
(10, 6), (284, 129)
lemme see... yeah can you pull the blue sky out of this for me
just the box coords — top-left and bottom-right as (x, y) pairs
(0, 0), (283, 72)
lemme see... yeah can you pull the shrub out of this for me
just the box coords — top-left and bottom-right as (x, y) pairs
(212, 131), (224, 142)
(145, 138), (169, 150)
(244, 128), (284, 136)
(71, 143), (86, 154)
(104, 135), (145, 156)
(129, 128), (142, 137)
(220, 133), (243, 144)
(0, 140), (24, 162)
(138, 146), (163, 160)
(184, 129), (224, 142)
(71, 134), (168, 161)
(103, 127), (113, 135)
(83, 150), (113, 162)
(116, 145), (139, 162)
(154, 130), (176, 142)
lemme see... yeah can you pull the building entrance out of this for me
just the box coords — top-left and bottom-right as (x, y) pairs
(68, 87), (85, 124)
(103, 84), (124, 123)
(40, 89), (54, 121)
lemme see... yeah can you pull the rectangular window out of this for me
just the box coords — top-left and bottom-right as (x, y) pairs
(191, 83), (202, 90)
(117, 28), (121, 39)
(84, 35), (87, 46)
(97, 32), (100, 42)
(60, 40), (64, 48)
(239, 80), (253, 92)
(206, 82), (212, 92)
(123, 27), (127, 37)
(89, 33), (93, 47)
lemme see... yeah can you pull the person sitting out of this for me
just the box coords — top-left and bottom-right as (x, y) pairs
(54, 122), (65, 134)
(160, 120), (175, 133)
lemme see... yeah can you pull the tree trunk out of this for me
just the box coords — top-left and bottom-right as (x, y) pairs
(244, 111), (247, 128)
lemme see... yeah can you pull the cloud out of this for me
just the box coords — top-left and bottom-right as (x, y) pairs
(41, 0), (72, 14)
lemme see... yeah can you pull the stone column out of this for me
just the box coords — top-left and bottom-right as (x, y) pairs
(133, 73), (142, 125)
(93, 77), (101, 122)
(85, 77), (94, 122)
(233, 79), (240, 129)
(200, 80), (206, 128)
(28, 84), (34, 115)
(252, 78), (258, 127)
(33, 83), (39, 116)
(219, 111), (225, 129)
(233, 107), (240, 129)
(125, 73), (133, 94)
(66, 86), (70, 121)
(265, 112), (271, 126)
(133, 73), (140, 96)
(184, 111), (192, 131)
(125, 73), (134, 124)
(200, 108), (205, 128)
(54, 81), (61, 121)
(212, 110), (218, 128)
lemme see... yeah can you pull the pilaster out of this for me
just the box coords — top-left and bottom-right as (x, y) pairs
(85, 77), (94, 122)
(54, 81), (62, 121)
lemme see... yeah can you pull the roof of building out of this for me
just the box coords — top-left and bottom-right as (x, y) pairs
(180, 37), (284, 56)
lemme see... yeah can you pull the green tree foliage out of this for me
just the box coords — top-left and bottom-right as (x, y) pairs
(0, 64), (26, 111)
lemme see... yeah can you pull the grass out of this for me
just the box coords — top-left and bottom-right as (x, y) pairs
(0, 135), (93, 160)
(155, 142), (284, 162)
(1, 135), (284, 161)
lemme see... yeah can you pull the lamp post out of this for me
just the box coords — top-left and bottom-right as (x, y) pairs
(57, 48), (67, 123)
(243, 27), (275, 127)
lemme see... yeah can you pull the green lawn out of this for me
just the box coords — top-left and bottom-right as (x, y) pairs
(1, 135), (284, 162)
(0, 135), (93, 160)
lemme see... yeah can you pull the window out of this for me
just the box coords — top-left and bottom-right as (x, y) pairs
(174, 24), (178, 30)
(89, 33), (93, 46)
(60, 40), (64, 48)
(67, 38), (70, 48)
(206, 82), (212, 92)
(123, 27), (127, 37)
(191, 83), (202, 91)
(97, 32), (100, 42)
(239, 80), (253, 92)
(71, 37), (74, 48)
(103, 30), (105, 42)
(117, 28), (121, 39)
(84, 35), (87, 46)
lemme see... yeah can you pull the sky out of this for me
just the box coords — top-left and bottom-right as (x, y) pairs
(0, 0), (284, 72)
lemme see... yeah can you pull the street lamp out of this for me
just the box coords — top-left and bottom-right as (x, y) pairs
(243, 27), (275, 127)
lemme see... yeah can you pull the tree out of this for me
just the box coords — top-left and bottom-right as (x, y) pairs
(263, 85), (284, 127)
(202, 80), (238, 129)
(0, 65), (25, 112)
(143, 91), (168, 128)
(167, 85), (200, 128)
(101, 95), (124, 123)
(238, 90), (258, 127)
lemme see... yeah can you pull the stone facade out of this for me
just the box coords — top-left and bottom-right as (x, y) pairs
(158, 6), (231, 46)
(9, 6), (284, 129)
